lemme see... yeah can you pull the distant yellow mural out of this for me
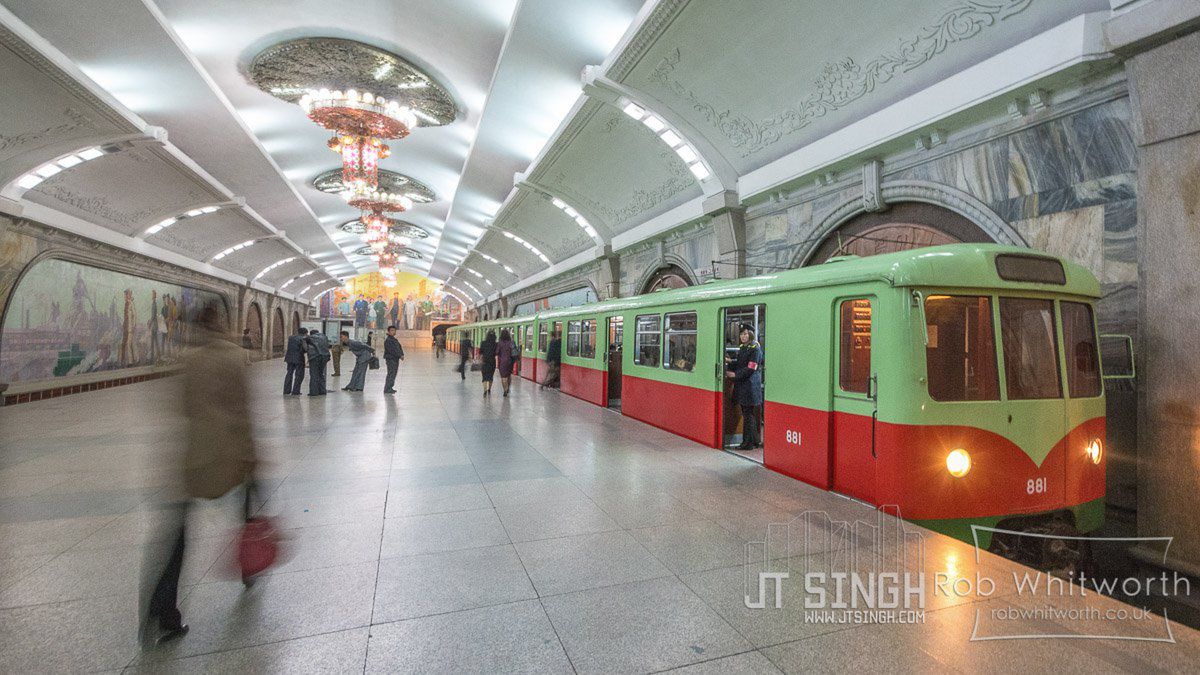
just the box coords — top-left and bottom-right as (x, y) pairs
(319, 271), (463, 329)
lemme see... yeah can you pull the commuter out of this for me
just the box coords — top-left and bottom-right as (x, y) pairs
(142, 304), (258, 647)
(283, 327), (307, 396)
(542, 331), (562, 389)
(497, 329), (516, 397)
(329, 331), (344, 377)
(305, 329), (331, 396)
(435, 333), (446, 359)
(340, 331), (375, 392)
(241, 328), (252, 351)
(479, 330), (498, 396)
(383, 325), (405, 394)
(725, 323), (764, 449)
(457, 334), (474, 381)
(510, 333), (521, 378)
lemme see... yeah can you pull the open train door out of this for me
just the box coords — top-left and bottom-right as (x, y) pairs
(606, 316), (623, 409)
(831, 297), (877, 503)
(720, 304), (766, 463)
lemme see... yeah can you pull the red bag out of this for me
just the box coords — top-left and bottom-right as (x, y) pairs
(238, 516), (279, 581)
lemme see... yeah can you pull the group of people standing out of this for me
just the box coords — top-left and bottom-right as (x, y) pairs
(283, 326), (405, 395)
(456, 329), (562, 396)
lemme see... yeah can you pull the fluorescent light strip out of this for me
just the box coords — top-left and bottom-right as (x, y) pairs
(477, 252), (516, 275)
(548, 197), (598, 239)
(500, 230), (552, 265)
(15, 146), (108, 191)
(464, 267), (493, 286)
(620, 100), (712, 181)
(280, 269), (316, 290)
(212, 239), (258, 261)
(254, 256), (297, 281)
(144, 205), (221, 236)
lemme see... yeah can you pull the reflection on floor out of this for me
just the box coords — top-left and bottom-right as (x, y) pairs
(0, 350), (1197, 673)
(726, 446), (764, 465)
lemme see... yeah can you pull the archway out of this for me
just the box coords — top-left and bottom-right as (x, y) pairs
(804, 202), (996, 265)
(272, 307), (285, 356)
(245, 302), (263, 351)
(641, 263), (695, 294)
(291, 311), (301, 335)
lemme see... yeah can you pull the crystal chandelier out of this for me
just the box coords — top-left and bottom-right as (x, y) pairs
(299, 88), (416, 195)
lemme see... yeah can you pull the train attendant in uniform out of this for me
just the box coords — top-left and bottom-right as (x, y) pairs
(479, 330), (498, 396)
(726, 323), (763, 450)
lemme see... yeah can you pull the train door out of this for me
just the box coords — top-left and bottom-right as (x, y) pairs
(832, 297), (877, 503)
(720, 305), (766, 463)
(607, 316), (624, 408)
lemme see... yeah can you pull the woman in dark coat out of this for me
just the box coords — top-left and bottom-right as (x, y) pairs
(497, 329), (516, 397)
(478, 330), (498, 396)
(724, 323), (764, 449)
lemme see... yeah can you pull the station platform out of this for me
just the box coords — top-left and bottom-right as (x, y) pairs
(1, 350), (1197, 673)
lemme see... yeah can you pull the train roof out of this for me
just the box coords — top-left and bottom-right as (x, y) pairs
(450, 244), (1100, 327)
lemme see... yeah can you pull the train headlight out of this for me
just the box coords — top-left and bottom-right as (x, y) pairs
(1085, 438), (1103, 465)
(946, 449), (972, 478)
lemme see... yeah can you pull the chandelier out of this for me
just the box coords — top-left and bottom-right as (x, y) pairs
(300, 89), (417, 195)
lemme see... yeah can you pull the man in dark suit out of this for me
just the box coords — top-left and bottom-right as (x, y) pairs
(305, 329), (331, 396)
(383, 325), (405, 394)
(283, 327), (307, 396)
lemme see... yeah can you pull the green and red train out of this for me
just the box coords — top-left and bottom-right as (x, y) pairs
(448, 244), (1108, 546)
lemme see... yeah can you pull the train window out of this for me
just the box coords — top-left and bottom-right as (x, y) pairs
(1062, 302), (1101, 398)
(567, 321), (582, 357)
(999, 298), (1062, 399)
(664, 312), (697, 372)
(839, 299), (872, 394)
(995, 254), (1066, 285)
(581, 319), (597, 359)
(924, 296), (999, 401)
(525, 325), (533, 352)
(634, 314), (662, 367)
(539, 322), (548, 353)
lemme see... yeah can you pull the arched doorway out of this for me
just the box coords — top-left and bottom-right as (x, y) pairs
(272, 307), (285, 356)
(245, 302), (263, 351)
(804, 202), (995, 265)
(642, 263), (694, 294)
(291, 311), (301, 335)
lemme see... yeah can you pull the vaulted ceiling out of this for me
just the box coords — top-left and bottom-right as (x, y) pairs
(0, 0), (1110, 307)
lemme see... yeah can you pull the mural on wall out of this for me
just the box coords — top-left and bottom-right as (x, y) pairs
(0, 258), (225, 383)
(320, 271), (463, 329)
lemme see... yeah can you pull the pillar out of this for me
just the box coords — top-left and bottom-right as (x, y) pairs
(705, 190), (746, 279)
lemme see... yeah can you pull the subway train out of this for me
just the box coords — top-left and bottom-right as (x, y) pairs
(448, 244), (1109, 553)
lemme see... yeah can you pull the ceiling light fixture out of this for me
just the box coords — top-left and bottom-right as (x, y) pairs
(212, 239), (258, 262)
(254, 256), (298, 281)
(280, 269), (316, 290)
(500, 231), (552, 265)
(477, 252), (516, 275)
(464, 267), (493, 286)
(619, 100), (712, 182)
(15, 146), (110, 191)
(143, 205), (221, 236)
(548, 197), (598, 239)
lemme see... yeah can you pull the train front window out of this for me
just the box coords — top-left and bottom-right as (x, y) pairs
(924, 295), (999, 401)
(1062, 301), (1101, 398)
(999, 298), (1062, 400)
(663, 312), (697, 372)
(838, 299), (872, 394)
(634, 314), (661, 367)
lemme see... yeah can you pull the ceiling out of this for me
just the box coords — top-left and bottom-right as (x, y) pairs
(0, 0), (1112, 307)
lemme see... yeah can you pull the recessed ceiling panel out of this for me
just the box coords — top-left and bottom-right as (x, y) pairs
(497, 191), (592, 262)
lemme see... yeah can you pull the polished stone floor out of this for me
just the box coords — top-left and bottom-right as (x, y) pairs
(1, 348), (1198, 673)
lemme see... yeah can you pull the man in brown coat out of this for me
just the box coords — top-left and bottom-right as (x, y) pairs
(142, 305), (257, 647)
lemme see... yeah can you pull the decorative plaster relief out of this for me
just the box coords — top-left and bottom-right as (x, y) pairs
(648, 0), (1034, 157)
(0, 108), (96, 155)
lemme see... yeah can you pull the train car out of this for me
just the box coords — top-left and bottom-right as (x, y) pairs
(452, 244), (1108, 547)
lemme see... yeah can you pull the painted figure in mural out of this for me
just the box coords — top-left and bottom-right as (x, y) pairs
(403, 293), (417, 331)
(353, 294), (369, 327)
(419, 298), (435, 330)
(367, 302), (377, 330)
(148, 290), (160, 362)
(120, 288), (137, 366)
(373, 296), (387, 330)
(337, 296), (351, 317)
(389, 294), (400, 328)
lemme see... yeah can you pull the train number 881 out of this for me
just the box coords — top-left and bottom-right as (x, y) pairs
(1026, 477), (1048, 495)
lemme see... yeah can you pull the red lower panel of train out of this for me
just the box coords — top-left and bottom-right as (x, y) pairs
(621, 374), (721, 447)
(521, 356), (536, 381)
(560, 364), (606, 407)
(763, 399), (1105, 521)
